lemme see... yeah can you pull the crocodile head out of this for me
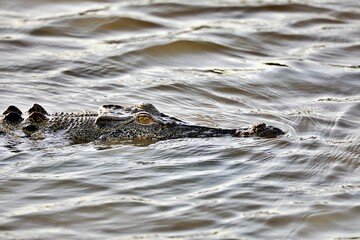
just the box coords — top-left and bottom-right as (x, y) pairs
(94, 103), (284, 141)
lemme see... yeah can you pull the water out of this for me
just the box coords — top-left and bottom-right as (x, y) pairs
(1, 0), (359, 239)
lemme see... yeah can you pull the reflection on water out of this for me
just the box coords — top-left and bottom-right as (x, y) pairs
(1, 0), (359, 239)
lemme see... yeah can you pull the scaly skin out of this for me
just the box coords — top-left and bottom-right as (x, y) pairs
(0, 103), (284, 143)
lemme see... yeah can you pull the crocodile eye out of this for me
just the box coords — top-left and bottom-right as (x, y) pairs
(136, 113), (154, 125)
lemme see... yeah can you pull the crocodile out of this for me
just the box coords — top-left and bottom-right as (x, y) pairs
(0, 103), (284, 144)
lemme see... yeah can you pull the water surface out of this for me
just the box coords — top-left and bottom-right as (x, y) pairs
(1, 0), (359, 239)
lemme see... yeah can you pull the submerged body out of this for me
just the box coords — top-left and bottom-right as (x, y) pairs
(0, 103), (284, 143)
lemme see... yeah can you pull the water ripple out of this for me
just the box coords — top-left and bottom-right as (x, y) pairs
(1, 1), (360, 239)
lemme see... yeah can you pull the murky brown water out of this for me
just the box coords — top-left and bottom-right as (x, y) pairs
(1, 0), (360, 239)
